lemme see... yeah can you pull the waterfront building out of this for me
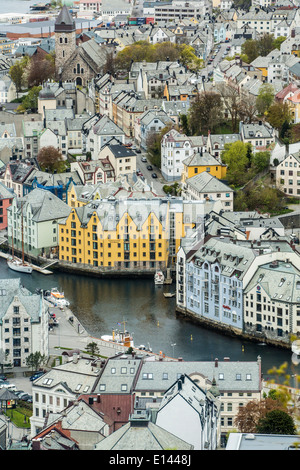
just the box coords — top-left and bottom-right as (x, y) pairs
(7, 188), (71, 258)
(0, 278), (48, 369)
(177, 235), (300, 346)
(59, 196), (199, 270)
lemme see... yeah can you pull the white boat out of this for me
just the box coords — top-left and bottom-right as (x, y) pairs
(7, 258), (33, 274)
(44, 288), (70, 307)
(154, 270), (164, 285)
(101, 321), (134, 348)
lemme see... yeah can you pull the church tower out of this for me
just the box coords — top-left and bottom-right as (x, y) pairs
(54, 6), (76, 80)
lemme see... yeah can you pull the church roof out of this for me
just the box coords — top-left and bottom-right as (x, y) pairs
(55, 6), (75, 32)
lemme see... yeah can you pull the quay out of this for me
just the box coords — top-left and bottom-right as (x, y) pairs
(48, 303), (175, 361)
(0, 251), (54, 275)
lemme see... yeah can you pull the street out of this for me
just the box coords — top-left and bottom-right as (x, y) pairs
(136, 152), (166, 195)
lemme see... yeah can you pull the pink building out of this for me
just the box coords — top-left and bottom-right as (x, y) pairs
(0, 181), (15, 230)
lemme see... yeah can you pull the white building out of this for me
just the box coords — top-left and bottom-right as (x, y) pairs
(0, 278), (48, 369)
(7, 188), (71, 258)
(30, 354), (101, 437)
(276, 151), (300, 197)
(182, 171), (234, 211)
(161, 129), (206, 182)
(156, 374), (221, 450)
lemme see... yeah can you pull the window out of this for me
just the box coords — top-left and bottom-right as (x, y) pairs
(236, 373), (242, 380)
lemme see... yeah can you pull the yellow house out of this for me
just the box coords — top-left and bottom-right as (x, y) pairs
(59, 198), (202, 270)
(181, 151), (227, 184)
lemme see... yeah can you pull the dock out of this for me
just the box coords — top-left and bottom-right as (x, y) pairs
(0, 251), (53, 275)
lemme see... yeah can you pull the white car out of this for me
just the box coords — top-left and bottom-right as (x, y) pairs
(141, 157), (147, 162)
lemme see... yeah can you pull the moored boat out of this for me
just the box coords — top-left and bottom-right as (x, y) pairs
(44, 288), (70, 307)
(7, 258), (33, 274)
(154, 270), (164, 285)
(101, 321), (134, 348)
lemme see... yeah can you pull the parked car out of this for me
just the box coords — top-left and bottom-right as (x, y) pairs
(141, 157), (147, 162)
(147, 165), (153, 171)
(151, 173), (157, 178)
(30, 371), (44, 381)
(0, 375), (7, 381)
(15, 390), (25, 397)
(136, 149), (141, 153)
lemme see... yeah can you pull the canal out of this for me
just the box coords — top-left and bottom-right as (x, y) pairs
(0, 258), (299, 381)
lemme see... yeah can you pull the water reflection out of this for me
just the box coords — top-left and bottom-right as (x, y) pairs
(0, 258), (298, 379)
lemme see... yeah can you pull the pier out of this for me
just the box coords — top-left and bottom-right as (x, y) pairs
(0, 251), (54, 275)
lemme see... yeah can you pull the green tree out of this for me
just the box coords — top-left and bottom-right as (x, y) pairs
(256, 83), (275, 115)
(241, 39), (260, 63)
(272, 36), (287, 50)
(146, 124), (173, 168)
(9, 57), (29, 97)
(256, 409), (296, 435)
(18, 85), (41, 113)
(86, 341), (100, 356)
(251, 151), (270, 172)
(266, 101), (292, 131)
(221, 141), (251, 186)
(25, 352), (47, 372)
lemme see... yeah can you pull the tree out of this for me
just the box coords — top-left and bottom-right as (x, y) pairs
(18, 85), (41, 113)
(234, 397), (287, 433)
(241, 39), (260, 63)
(256, 83), (275, 115)
(251, 151), (270, 173)
(25, 351), (47, 372)
(147, 125), (173, 168)
(216, 83), (241, 132)
(256, 409), (296, 435)
(9, 57), (29, 97)
(86, 341), (100, 356)
(37, 146), (64, 173)
(238, 91), (258, 123)
(188, 91), (223, 135)
(266, 101), (292, 131)
(221, 141), (251, 186)
(272, 36), (287, 50)
(28, 54), (55, 88)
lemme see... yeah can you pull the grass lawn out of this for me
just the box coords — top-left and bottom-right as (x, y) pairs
(5, 404), (32, 429)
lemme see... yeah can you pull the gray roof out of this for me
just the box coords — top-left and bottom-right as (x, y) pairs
(95, 414), (193, 450)
(134, 358), (261, 393)
(227, 433), (300, 450)
(0, 278), (42, 322)
(186, 171), (232, 194)
(15, 188), (71, 223)
(183, 152), (224, 168)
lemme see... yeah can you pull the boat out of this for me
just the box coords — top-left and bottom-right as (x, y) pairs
(44, 288), (70, 307)
(7, 258), (33, 274)
(101, 321), (134, 348)
(154, 270), (164, 285)
(7, 202), (32, 274)
(163, 292), (175, 298)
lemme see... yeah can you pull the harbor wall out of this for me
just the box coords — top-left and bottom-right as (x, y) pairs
(175, 306), (291, 351)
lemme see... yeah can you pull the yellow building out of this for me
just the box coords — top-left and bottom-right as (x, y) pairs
(59, 197), (203, 270)
(181, 152), (227, 184)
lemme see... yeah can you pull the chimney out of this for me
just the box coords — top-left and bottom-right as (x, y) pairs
(97, 394), (101, 403)
(215, 358), (218, 367)
(224, 357), (230, 361)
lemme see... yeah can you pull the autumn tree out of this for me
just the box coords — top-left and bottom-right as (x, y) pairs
(28, 54), (55, 88)
(37, 146), (64, 173)
(234, 397), (287, 433)
(188, 91), (223, 135)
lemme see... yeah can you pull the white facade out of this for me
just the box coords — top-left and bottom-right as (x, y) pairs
(276, 152), (300, 197)
(156, 374), (220, 450)
(0, 278), (48, 369)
